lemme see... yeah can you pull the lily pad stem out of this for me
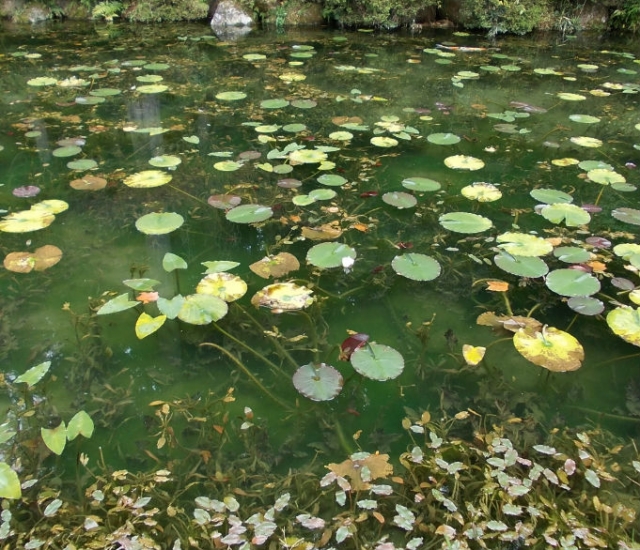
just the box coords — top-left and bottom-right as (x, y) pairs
(567, 405), (640, 423)
(502, 292), (514, 316)
(168, 184), (208, 206)
(200, 342), (293, 411)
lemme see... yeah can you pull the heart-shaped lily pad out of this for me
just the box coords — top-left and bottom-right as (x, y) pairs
(178, 294), (228, 324)
(461, 182), (502, 202)
(540, 203), (590, 227)
(497, 232), (553, 257)
(494, 252), (549, 277)
(444, 155), (484, 170)
(249, 252), (300, 279)
(545, 269), (600, 297)
(307, 242), (356, 269)
(427, 132), (461, 145)
(350, 343), (404, 381)
(149, 155), (181, 168)
(225, 204), (273, 224)
(392, 253), (441, 281)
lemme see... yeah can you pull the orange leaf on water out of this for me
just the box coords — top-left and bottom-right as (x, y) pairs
(137, 291), (159, 304)
(486, 280), (509, 292)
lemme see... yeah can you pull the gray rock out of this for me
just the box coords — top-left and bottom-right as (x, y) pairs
(210, 0), (254, 27)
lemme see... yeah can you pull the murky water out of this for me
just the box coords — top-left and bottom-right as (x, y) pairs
(1, 22), (640, 476)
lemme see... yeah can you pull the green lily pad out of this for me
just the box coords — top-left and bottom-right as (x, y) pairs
(225, 204), (273, 224)
(67, 159), (98, 171)
(293, 363), (343, 402)
(216, 91), (247, 101)
(494, 252), (549, 277)
(135, 212), (184, 235)
(283, 124), (307, 133)
(15, 361), (51, 388)
(513, 326), (584, 372)
(401, 177), (441, 192)
(587, 169), (625, 185)
(496, 232), (553, 257)
(612, 207), (640, 226)
(183, 135), (200, 145)
(144, 62), (170, 71)
(53, 146), (82, 158)
(41, 422), (67, 455)
(149, 155), (181, 168)
(89, 88), (121, 97)
(293, 194), (315, 206)
(27, 76), (57, 87)
(579, 160), (614, 171)
(260, 98), (289, 109)
(607, 306), (640, 347)
(540, 203), (591, 227)
(392, 253), (441, 281)
(244, 53), (267, 61)
(291, 99), (317, 109)
(0, 463), (21, 499)
(123, 278), (161, 291)
(307, 242), (356, 269)
(439, 212), (492, 234)
(162, 252), (187, 272)
(178, 294), (228, 325)
(66, 410), (94, 440)
(370, 136), (398, 148)
(309, 189), (337, 201)
(567, 296), (604, 316)
(255, 124), (281, 134)
(202, 260), (240, 273)
(196, 272), (247, 302)
(329, 131), (353, 141)
(137, 74), (164, 83)
(545, 269), (601, 297)
(289, 148), (328, 164)
(553, 246), (591, 263)
(214, 160), (244, 172)
(427, 132), (461, 145)
(530, 188), (573, 204)
(444, 155), (484, 170)
(461, 182), (502, 202)
(157, 295), (185, 319)
(137, 84), (169, 94)
(124, 170), (172, 188)
(317, 174), (347, 187)
(570, 136), (602, 148)
(557, 92), (586, 101)
(351, 343), (404, 381)
(382, 191), (417, 209)
(569, 114), (600, 124)
(96, 293), (139, 315)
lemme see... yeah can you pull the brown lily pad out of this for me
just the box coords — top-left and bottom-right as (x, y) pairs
(249, 252), (300, 279)
(327, 452), (393, 491)
(70, 175), (107, 191)
(3, 245), (62, 273)
(477, 311), (543, 334)
(301, 221), (343, 241)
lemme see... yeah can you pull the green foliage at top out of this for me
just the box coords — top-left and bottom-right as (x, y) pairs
(611, 0), (640, 31)
(459, 0), (550, 35)
(322, 0), (438, 27)
(123, 0), (208, 22)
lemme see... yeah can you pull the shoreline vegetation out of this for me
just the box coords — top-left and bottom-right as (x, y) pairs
(1, 0), (640, 35)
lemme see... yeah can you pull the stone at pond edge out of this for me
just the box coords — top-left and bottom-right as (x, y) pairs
(210, 0), (254, 28)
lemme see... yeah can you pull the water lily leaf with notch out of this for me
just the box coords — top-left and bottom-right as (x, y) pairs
(567, 296), (604, 316)
(66, 410), (94, 440)
(135, 312), (167, 339)
(513, 326), (584, 372)
(587, 169), (625, 185)
(427, 132), (461, 145)
(41, 422), (67, 455)
(370, 136), (398, 147)
(497, 232), (553, 257)
(4, 245), (62, 273)
(96, 293), (139, 315)
(135, 212), (184, 235)
(143, 62), (170, 71)
(317, 174), (347, 187)
(530, 188), (573, 204)
(123, 278), (161, 291)
(293, 363), (343, 401)
(553, 246), (591, 263)
(137, 85), (168, 94)
(15, 361), (51, 388)
(124, 170), (173, 188)
(579, 160), (613, 171)
(329, 131), (353, 141)
(612, 207), (640, 226)
(32, 199), (69, 214)
(291, 99), (317, 109)
(178, 294), (228, 325)
(392, 253), (441, 281)
(214, 160), (243, 172)
(461, 182), (502, 202)
(251, 282), (314, 311)
(402, 177), (441, 192)
(477, 312), (543, 334)
(28, 76), (57, 86)
(261, 98), (289, 109)
(444, 155), (484, 170)
(196, 272), (247, 302)
(307, 242), (356, 269)
(351, 342), (404, 381)
(570, 136), (603, 148)
(462, 345), (486, 366)
(293, 195), (315, 206)
(53, 146), (82, 158)
(216, 91), (247, 101)
(225, 204), (273, 224)
(607, 306), (640, 347)
(157, 295), (185, 319)
(0, 463), (21, 499)
(162, 252), (187, 272)
(557, 92), (586, 101)
(201, 260), (240, 273)
(383, 192), (417, 209)
(250, 252), (300, 279)
(309, 189), (337, 201)
(208, 194), (241, 210)
(67, 159), (98, 171)
(149, 155), (181, 168)
(545, 268), (600, 297)
(89, 88), (121, 97)
(289, 149), (328, 164)
(183, 135), (200, 145)
(439, 212), (492, 234)
(540, 203), (590, 227)
(283, 124), (306, 133)
(494, 252), (549, 277)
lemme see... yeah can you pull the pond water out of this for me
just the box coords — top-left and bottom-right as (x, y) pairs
(1, 21), (640, 487)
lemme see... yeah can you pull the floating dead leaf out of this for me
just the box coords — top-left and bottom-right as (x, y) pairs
(70, 175), (107, 191)
(477, 312), (543, 333)
(327, 452), (393, 491)
(332, 116), (363, 126)
(249, 252), (300, 279)
(251, 282), (314, 312)
(3, 245), (62, 273)
(301, 221), (343, 241)
(486, 280), (509, 292)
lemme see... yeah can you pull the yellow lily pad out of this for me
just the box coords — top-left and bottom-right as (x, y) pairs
(461, 182), (502, 202)
(462, 344), (486, 366)
(607, 306), (640, 347)
(196, 272), (247, 302)
(251, 282), (314, 312)
(135, 312), (167, 339)
(444, 155), (485, 171)
(0, 209), (55, 233)
(123, 170), (172, 188)
(513, 326), (584, 372)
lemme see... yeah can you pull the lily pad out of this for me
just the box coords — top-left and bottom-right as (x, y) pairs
(149, 155), (181, 168)
(52, 146), (82, 158)
(317, 174), (348, 187)
(96, 293), (139, 315)
(208, 194), (241, 210)
(67, 159), (98, 171)
(496, 232), (553, 257)
(569, 114), (600, 124)
(570, 136), (603, 148)
(249, 252), (300, 279)
(42, 423), (67, 455)
(391, 253), (441, 281)
(135, 212), (184, 235)
(587, 169), (625, 185)
(293, 363), (343, 401)
(307, 242), (356, 269)
(607, 306), (640, 347)
(557, 92), (586, 101)
(382, 191), (417, 209)
(123, 170), (172, 188)
(15, 361), (51, 387)
(162, 252), (188, 272)
(0, 209), (55, 233)
(260, 98), (289, 109)
(27, 76), (58, 87)
(89, 88), (121, 97)
(214, 160), (244, 172)
(216, 91), (247, 101)
(137, 84), (169, 94)
(370, 136), (398, 148)
(530, 188), (573, 204)
(427, 132), (461, 145)
(513, 326), (584, 372)
(4, 245), (62, 273)
(402, 177), (441, 192)
(494, 252), (549, 277)
(612, 207), (640, 226)
(225, 204), (273, 224)
(444, 155), (484, 170)
(289, 149), (328, 164)
(196, 272), (247, 302)
(135, 312), (167, 339)
(202, 260), (240, 273)
(157, 295), (185, 319)
(251, 282), (314, 311)
(439, 212), (492, 234)
(329, 131), (353, 141)
(351, 343), (404, 381)
(66, 410), (94, 440)
(540, 203), (591, 227)
(567, 296), (604, 316)
(178, 294), (228, 325)
(545, 269), (601, 297)
(553, 246), (591, 263)
(461, 182), (502, 202)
